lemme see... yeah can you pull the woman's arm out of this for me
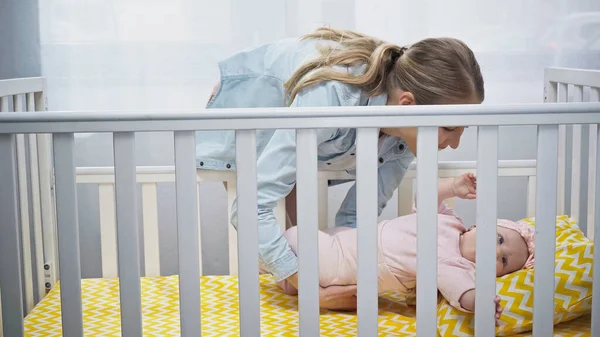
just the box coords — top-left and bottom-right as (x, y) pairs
(336, 158), (408, 228)
(248, 80), (356, 283)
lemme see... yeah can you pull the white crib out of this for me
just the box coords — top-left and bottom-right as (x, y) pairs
(0, 67), (599, 337)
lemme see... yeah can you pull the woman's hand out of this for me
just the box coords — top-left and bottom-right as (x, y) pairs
(452, 173), (477, 200)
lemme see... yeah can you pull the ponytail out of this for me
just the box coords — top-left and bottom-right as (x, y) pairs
(284, 27), (484, 106)
(284, 27), (407, 104)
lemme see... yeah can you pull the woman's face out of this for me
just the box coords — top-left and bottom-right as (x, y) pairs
(380, 127), (465, 153)
(438, 127), (466, 150)
(382, 90), (475, 154)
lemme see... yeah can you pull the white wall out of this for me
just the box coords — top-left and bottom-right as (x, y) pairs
(38, 0), (600, 276)
(0, 0), (41, 79)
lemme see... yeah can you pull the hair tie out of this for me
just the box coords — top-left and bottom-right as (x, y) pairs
(390, 46), (407, 65)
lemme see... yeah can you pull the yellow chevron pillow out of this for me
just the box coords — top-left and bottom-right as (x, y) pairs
(436, 215), (594, 336)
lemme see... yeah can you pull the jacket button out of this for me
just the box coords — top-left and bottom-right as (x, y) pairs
(226, 164), (231, 169)
(199, 161), (204, 166)
(379, 157), (384, 163)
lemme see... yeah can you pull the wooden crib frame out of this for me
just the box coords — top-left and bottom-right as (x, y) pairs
(0, 67), (600, 337)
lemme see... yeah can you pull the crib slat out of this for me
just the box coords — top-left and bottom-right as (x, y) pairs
(113, 132), (143, 336)
(318, 177), (329, 229)
(234, 130), (261, 337)
(197, 183), (203, 275)
(526, 176), (537, 218)
(570, 86), (583, 221)
(416, 126), (439, 337)
(356, 127), (379, 336)
(53, 133), (83, 337)
(0, 134), (25, 337)
(142, 183), (161, 276)
(589, 123), (598, 238)
(296, 129), (320, 336)
(174, 131), (202, 336)
(588, 88), (600, 240)
(592, 120), (600, 337)
(544, 79), (558, 104)
(13, 94), (35, 313)
(397, 179), (413, 216)
(99, 184), (118, 278)
(474, 126), (499, 336)
(27, 92), (46, 302)
(226, 181), (238, 275)
(34, 90), (59, 285)
(533, 125), (559, 337)
(557, 83), (568, 215)
(0, 96), (8, 112)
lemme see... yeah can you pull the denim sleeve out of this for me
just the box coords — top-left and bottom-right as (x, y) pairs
(335, 159), (407, 228)
(232, 81), (349, 282)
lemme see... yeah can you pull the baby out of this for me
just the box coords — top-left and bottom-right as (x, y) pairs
(277, 173), (535, 322)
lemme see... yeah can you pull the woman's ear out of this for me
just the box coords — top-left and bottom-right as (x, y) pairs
(397, 91), (415, 105)
(387, 90), (416, 106)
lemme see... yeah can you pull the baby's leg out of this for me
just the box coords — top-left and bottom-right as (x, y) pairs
(322, 226), (353, 236)
(274, 226), (339, 294)
(277, 279), (299, 295)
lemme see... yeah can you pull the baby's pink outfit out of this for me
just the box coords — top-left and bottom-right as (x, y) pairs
(280, 201), (476, 311)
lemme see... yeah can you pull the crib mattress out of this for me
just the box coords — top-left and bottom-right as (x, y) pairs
(24, 275), (591, 336)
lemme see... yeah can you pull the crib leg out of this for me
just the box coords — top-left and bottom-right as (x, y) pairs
(318, 178), (329, 229)
(226, 181), (239, 276)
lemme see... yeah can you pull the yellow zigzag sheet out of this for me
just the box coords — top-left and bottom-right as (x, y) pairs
(24, 274), (591, 336)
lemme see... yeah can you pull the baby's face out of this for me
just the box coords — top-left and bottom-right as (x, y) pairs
(459, 225), (529, 277)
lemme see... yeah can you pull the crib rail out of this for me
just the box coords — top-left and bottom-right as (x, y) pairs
(74, 159), (538, 282)
(1, 102), (600, 133)
(0, 77), (54, 337)
(545, 67), (600, 238)
(0, 69), (600, 337)
(74, 167), (287, 279)
(75, 167), (236, 278)
(544, 67), (600, 337)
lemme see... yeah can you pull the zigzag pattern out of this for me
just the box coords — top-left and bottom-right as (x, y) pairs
(22, 217), (592, 337)
(436, 216), (594, 337)
(23, 273), (591, 337)
(23, 274), (591, 337)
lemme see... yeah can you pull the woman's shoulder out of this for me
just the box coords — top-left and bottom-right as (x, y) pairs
(217, 37), (322, 79)
(217, 38), (370, 104)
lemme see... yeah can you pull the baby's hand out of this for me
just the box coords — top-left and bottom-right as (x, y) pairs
(452, 173), (477, 200)
(495, 295), (503, 326)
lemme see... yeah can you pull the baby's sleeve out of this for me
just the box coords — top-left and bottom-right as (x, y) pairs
(411, 196), (458, 217)
(411, 178), (459, 217)
(437, 257), (476, 312)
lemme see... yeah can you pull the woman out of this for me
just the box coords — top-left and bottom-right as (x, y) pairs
(197, 27), (484, 309)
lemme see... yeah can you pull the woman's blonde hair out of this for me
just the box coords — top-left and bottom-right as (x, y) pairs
(284, 27), (484, 105)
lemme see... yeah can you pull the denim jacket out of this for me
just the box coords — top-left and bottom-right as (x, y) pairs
(196, 37), (416, 282)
